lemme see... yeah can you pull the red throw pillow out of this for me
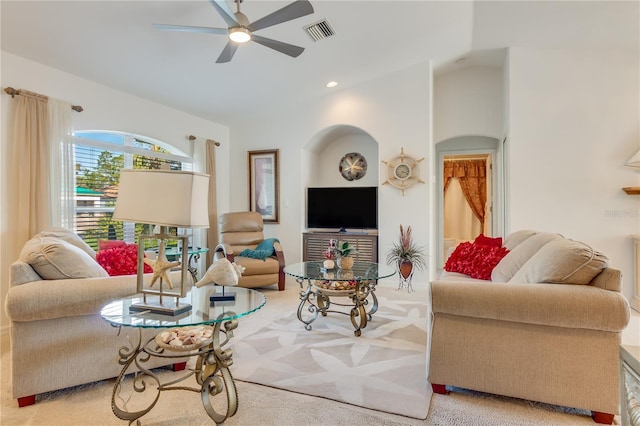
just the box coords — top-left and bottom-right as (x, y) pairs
(98, 239), (127, 251)
(444, 241), (509, 280)
(473, 234), (503, 248)
(96, 244), (152, 276)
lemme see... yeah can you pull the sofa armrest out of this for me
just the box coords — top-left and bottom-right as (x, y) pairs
(5, 272), (181, 322)
(430, 280), (630, 332)
(273, 241), (284, 262)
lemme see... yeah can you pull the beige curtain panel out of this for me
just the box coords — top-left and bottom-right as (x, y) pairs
(443, 159), (487, 226)
(206, 139), (219, 267)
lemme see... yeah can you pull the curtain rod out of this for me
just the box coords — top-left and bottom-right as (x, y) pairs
(189, 134), (220, 146)
(444, 156), (488, 161)
(3, 87), (83, 112)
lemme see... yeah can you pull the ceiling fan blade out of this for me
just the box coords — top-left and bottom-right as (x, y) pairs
(208, 0), (239, 27)
(251, 35), (305, 58)
(216, 41), (238, 63)
(248, 0), (314, 32)
(153, 23), (228, 35)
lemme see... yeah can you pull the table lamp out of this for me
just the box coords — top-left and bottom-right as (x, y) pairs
(113, 169), (210, 315)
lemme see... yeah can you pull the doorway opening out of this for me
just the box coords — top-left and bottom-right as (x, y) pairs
(435, 136), (504, 268)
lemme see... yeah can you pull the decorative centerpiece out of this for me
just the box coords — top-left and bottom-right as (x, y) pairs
(385, 225), (426, 291)
(322, 240), (336, 269)
(333, 240), (358, 269)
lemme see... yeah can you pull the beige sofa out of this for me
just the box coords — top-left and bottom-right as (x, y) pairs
(4, 229), (186, 407)
(429, 230), (631, 424)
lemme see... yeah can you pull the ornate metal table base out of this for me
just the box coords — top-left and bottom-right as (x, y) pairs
(111, 313), (238, 425)
(296, 278), (378, 337)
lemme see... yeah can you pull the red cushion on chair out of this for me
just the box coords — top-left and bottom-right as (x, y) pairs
(444, 241), (509, 280)
(96, 244), (152, 276)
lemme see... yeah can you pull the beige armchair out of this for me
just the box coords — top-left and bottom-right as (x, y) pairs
(215, 211), (285, 291)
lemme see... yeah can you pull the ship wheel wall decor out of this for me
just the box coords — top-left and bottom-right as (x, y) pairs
(381, 148), (425, 195)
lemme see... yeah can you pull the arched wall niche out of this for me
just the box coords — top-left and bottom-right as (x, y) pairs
(304, 124), (379, 188)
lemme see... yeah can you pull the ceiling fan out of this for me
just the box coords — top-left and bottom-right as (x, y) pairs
(153, 0), (314, 63)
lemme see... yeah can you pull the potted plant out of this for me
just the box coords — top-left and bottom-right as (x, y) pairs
(386, 225), (426, 281)
(333, 240), (357, 269)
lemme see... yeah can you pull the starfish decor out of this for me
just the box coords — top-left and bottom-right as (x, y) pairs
(143, 242), (180, 288)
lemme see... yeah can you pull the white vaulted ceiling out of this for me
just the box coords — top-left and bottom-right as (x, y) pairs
(1, 1), (637, 125)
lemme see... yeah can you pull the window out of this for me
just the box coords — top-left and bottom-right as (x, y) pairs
(73, 131), (191, 250)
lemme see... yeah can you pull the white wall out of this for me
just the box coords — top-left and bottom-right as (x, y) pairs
(0, 51), (231, 332)
(433, 66), (505, 267)
(434, 66), (504, 143)
(508, 47), (640, 300)
(229, 63), (431, 287)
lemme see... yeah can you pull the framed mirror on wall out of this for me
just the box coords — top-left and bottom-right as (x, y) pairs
(248, 149), (279, 223)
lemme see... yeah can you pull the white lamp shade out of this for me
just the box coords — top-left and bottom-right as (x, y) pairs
(113, 169), (210, 228)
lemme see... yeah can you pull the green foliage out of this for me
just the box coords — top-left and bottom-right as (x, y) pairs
(76, 151), (124, 191)
(333, 240), (358, 258)
(385, 225), (427, 271)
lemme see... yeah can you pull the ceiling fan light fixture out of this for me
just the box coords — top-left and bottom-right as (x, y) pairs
(229, 27), (251, 43)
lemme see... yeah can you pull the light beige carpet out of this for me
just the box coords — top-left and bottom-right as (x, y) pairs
(230, 286), (430, 419)
(0, 281), (615, 425)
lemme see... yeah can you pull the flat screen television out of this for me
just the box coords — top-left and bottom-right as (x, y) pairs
(307, 186), (377, 230)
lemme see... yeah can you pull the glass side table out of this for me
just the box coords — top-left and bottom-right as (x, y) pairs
(101, 286), (265, 425)
(285, 261), (395, 336)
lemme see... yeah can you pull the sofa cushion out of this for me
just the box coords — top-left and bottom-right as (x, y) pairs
(430, 280), (629, 332)
(10, 260), (43, 285)
(502, 230), (538, 251)
(96, 244), (152, 276)
(444, 241), (509, 280)
(20, 236), (108, 280)
(509, 238), (610, 285)
(491, 232), (563, 282)
(38, 227), (97, 259)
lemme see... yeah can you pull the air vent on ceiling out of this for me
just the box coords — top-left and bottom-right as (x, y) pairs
(304, 19), (335, 42)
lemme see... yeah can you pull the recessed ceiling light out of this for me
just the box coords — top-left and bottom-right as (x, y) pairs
(326, 81), (338, 88)
(455, 57), (466, 65)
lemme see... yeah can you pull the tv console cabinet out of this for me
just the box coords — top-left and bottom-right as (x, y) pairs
(303, 231), (378, 262)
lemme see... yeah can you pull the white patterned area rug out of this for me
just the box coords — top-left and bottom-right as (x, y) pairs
(230, 286), (431, 419)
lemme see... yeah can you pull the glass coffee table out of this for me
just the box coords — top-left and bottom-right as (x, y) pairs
(101, 286), (265, 425)
(285, 261), (395, 336)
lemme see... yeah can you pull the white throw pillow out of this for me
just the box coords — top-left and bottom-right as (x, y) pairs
(491, 232), (562, 282)
(509, 238), (610, 285)
(20, 236), (108, 280)
(38, 227), (97, 259)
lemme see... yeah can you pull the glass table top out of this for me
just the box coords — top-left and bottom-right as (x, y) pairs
(284, 261), (395, 281)
(101, 286), (265, 329)
(158, 246), (209, 257)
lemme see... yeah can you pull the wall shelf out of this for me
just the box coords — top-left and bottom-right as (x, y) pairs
(623, 187), (640, 195)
